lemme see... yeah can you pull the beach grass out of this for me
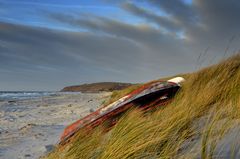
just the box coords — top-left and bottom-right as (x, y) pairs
(44, 54), (240, 159)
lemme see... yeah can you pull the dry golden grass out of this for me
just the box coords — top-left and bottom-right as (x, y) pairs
(44, 54), (240, 159)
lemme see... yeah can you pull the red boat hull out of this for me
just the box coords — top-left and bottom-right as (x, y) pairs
(60, 81), (181, 144)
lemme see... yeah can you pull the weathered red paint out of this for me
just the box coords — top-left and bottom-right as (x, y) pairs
(60, 80), (182, 144)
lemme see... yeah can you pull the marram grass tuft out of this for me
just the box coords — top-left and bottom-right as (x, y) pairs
(44, 54), (240, 159)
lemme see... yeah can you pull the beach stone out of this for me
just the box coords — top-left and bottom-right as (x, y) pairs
(24, 154), (31, 157)
(45, 145), (54, 152)
(90, 108), (95, 113)
(88, 99), (93, 102)
(38, 145), (54, 153)
(8, 100), (16, 104)
(9, 118), (14, 122)
(19, 123), (36, 133)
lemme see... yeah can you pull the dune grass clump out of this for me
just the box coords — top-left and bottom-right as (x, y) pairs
(45, 54), (240, 159)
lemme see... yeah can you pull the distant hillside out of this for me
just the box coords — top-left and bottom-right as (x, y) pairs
(61, 82), (133, 93)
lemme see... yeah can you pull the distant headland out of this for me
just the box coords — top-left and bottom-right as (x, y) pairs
(61, 82), (133, 93)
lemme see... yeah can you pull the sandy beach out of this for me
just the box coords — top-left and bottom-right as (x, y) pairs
(0, 92), (110, 159)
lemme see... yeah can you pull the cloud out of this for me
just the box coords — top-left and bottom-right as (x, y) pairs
(1, 22), (174, 90)
(48, 12), (189, 59)
(1, 0), (240, 90)
(147, 0), (198, 26)
(126, 0), (240, 59)
(121, 2), (180, 32)
(48, 0), (240, 72)
(183, 0), (240, 58)
(0, 22), (143, 67)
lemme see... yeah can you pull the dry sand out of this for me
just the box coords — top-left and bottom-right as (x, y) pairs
(0, 92), (111, 159)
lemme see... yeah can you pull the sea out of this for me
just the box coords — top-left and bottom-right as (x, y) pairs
(0, 91), (80, 101)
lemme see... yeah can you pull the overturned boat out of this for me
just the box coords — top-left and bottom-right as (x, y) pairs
(60, 77), (185, 144)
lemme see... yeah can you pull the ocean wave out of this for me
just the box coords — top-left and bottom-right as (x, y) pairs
(0, 92), (57, 101)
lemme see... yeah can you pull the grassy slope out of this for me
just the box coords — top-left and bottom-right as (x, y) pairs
(45, 54), (240, 159)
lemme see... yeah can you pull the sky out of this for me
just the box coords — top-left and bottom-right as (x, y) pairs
(0, 0), (240, 91)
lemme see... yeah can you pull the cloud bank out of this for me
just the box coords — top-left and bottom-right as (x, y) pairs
(0, 0), (239, 90)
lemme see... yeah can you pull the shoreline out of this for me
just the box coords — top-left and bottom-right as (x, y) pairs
(0, 92), (111, 159)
